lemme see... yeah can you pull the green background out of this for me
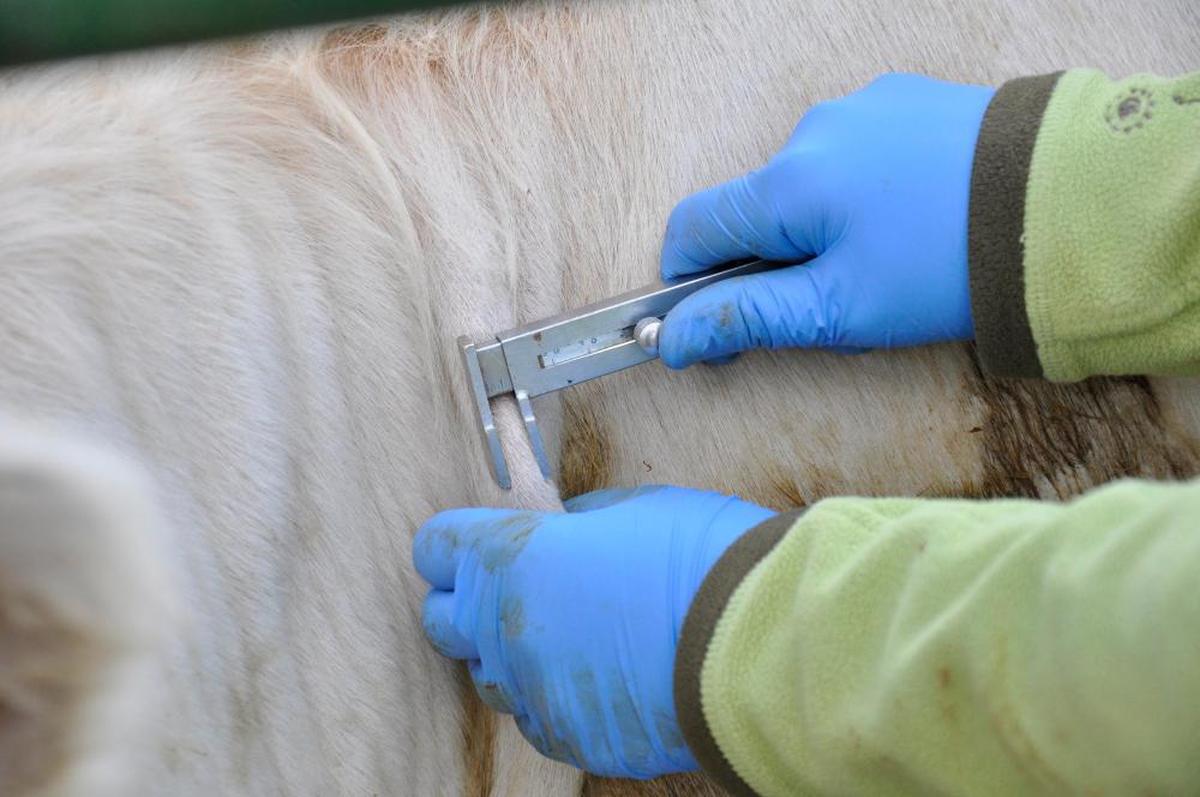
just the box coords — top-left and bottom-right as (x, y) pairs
(1, 0), (466, 65)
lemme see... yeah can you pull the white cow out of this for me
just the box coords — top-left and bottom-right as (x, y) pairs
(1, 1), (1197, 795)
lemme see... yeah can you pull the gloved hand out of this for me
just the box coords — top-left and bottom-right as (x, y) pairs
(658, 73), (996, 367)
(412, 485), (774, 778)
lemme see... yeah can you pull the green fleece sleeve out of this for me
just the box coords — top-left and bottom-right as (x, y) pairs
(968, 69), (1200, 381)
(673, 479), (1200, 796)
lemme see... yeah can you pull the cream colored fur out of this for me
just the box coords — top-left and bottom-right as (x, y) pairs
(0, 0), (1197, 794)
(0, 417), (173, 796)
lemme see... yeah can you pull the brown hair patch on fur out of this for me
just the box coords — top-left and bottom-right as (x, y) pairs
(558, 392), (615, 500)
(737, 459), (810, 511)
(457, 665), (495, 797)
(733, 455), (850, 512)
(582, 772), (729, 797)
(767, 472), (808, 511)
(0, 595), (76, 792)
(316, 20), (448, 94)
(963, 350), (1200, 500)
(316, 8), (580, 98)
(0, 589), (104, 795)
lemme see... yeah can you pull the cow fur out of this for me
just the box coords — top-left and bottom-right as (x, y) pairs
(0, 0), (1198, 795)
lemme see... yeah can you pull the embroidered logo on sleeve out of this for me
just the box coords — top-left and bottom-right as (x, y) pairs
(1104, 87), (1154, 133)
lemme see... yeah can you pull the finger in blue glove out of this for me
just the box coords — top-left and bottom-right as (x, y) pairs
(412, 485), (774, 778)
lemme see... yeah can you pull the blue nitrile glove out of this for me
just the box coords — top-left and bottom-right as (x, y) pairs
(412, 485), (774, 778)
(658, 73), (996, 367)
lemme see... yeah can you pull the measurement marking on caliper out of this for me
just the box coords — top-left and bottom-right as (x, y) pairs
(537, 326), (638, 368)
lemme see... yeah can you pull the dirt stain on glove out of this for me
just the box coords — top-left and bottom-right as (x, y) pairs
(499, 596), (525, 638)
(479, 512), (539, 571)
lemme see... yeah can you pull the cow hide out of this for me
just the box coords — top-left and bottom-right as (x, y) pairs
(0, 0), (1197, 795)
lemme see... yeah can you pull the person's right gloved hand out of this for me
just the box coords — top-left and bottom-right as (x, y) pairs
(658, 73), (995, 368)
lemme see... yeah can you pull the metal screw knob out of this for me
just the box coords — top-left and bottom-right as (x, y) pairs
(634, 317), (662, 356)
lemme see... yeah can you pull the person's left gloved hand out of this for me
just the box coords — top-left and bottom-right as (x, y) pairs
(412, 485), (774, 779)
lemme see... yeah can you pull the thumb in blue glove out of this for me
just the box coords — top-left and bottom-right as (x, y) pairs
(412, 485), (774, 778)
(658, 73), (996, 368)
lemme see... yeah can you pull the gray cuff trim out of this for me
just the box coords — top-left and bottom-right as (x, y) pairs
(968, 72), (1063, 378)
(673, 511), (802, 797)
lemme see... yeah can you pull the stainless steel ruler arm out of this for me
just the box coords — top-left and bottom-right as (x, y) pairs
(458, 259), (777, 489)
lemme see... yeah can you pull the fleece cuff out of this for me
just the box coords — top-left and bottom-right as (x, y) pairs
(673, 511), (799, 797)
(967, 72), (1062, 378)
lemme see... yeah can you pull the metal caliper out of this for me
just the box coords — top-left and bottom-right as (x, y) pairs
(458, 259), (775, 488)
